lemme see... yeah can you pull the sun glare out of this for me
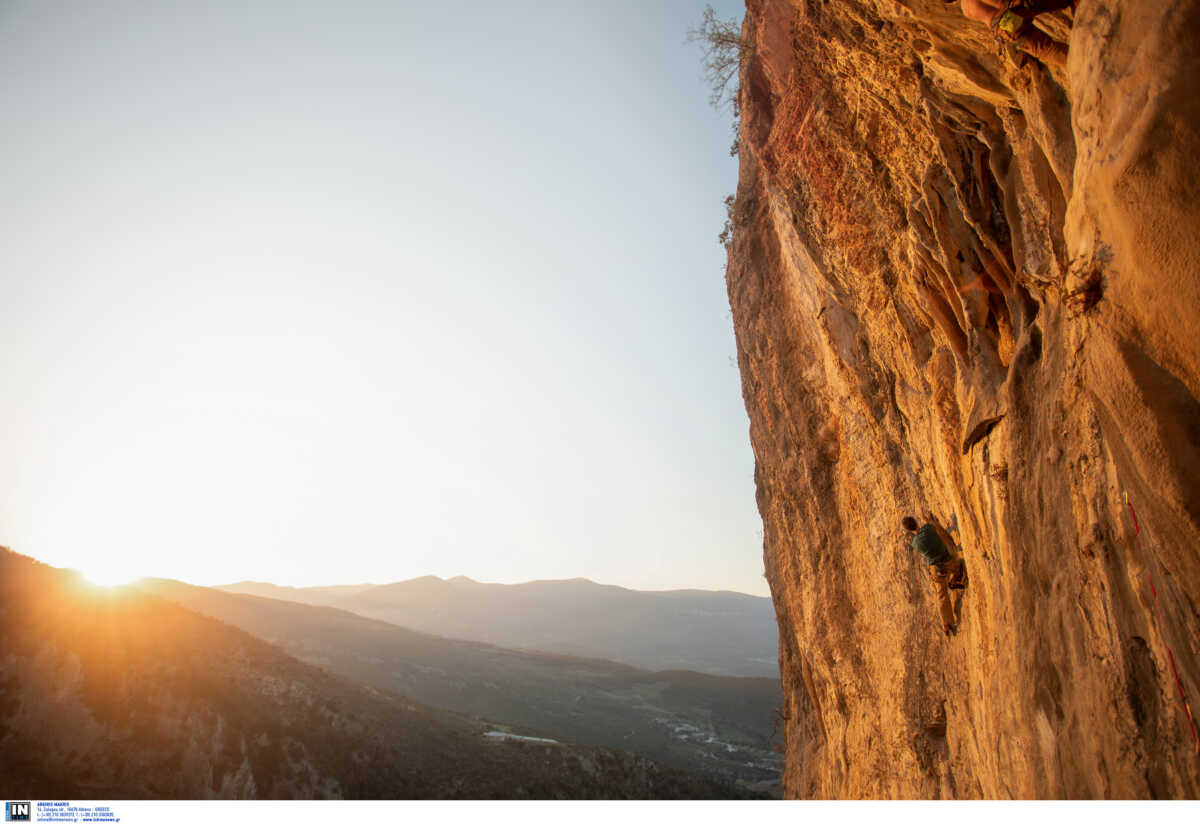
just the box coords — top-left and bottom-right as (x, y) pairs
(80, 565), (142, 589)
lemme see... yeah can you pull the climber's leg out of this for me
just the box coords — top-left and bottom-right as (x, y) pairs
(937, 580), (957, 635)
(1014, 27), (1068, 68)
(947, 556), (968, 590)
(931, 564), (958, 635)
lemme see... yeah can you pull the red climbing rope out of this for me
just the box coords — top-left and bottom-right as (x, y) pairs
(1125, 492), (1200, 757)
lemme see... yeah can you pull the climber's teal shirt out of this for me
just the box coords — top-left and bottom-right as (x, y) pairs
(912, 524), (952, 565)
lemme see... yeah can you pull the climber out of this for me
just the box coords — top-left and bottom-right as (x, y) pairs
(955, 0), (1074, 69)
(903, 514), (968, 637)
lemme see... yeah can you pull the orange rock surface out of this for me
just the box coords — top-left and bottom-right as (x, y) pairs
(726, 0), (1200, 797)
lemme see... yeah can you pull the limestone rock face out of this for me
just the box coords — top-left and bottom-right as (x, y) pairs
(726, 0), (1200, 798)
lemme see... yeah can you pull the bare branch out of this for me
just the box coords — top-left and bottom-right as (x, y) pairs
(686, 5), (751, 112)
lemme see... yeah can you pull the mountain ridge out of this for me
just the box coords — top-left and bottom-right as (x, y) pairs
(1, 547), (755, 799)
(219, 575), (770, 599)
(141, 575), (785, 790)
(216, 575), (779, 678)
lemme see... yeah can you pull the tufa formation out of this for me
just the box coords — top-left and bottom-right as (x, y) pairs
(725, 0), (1200, 798)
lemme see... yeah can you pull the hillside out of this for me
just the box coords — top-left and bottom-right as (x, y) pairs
(0, 548), (756, 799)
(726, 0), (1200, 798)
(219, 575), (778, 677)
(143, 577), (783, 790)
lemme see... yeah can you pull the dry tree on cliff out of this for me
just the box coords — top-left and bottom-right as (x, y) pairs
(687, 5), (750, 114)
(689, 5), (752, 250)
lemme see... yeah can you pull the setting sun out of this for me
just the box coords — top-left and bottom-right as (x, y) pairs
(79, 563), (144, 589)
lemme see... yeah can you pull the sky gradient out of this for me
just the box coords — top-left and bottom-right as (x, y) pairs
(0, 0), (766, 594)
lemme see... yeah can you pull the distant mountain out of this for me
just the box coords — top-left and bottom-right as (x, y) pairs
(217, 576), (780, 678)
(219, 581), (376, 607)
(145, 577), (783, 792)
(0, 548), (758, 799)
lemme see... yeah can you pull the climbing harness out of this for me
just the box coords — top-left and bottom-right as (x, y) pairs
(1124, 491), (1200, 757)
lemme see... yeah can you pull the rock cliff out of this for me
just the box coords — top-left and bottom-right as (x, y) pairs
(725, 0), (1200, 798)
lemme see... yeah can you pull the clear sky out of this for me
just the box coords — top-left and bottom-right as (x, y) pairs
(0, 0), (766, 595)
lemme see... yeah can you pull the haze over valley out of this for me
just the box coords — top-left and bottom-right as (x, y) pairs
(147, 576), (783, 789)
(3, 548), (772, 799)
(1, 548), (782, 799)
(218, 575), (780, 678)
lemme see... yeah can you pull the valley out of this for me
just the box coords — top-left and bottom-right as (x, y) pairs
(0, 548), (767, 799)
(142, 578), (784, 791)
